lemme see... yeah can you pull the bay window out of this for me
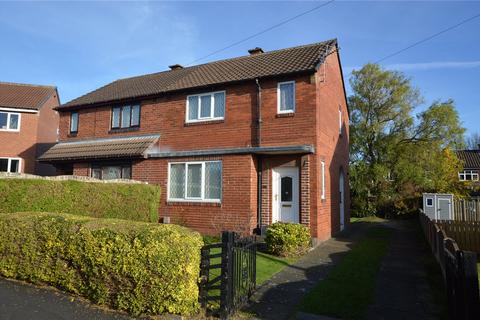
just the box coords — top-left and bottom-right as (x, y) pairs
(186, 91), (225, 122)
(168, 161), (222, 202)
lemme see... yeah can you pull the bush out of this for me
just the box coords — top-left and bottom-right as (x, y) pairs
(265, 222), (310, 256)
(0, 179), (160, 222)
(0, 212), (202, 316)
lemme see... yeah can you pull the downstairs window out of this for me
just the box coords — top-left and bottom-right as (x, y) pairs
(0, 158), (21, 173)
(91, 164), (131, 180)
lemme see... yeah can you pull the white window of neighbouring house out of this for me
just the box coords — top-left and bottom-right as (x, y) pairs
(459, 170), (479, 181)
(426, 198), (433, 207)
(70, 111), (78, 133)
(277, 81), (295, 114)
(321, 160), (326, 200)
(0, 111), (20, 131)
(111, 105), (140, 129)
(186, 91), (225, 122)
(0, 158), (21, 173)
(168, 161), (222, 202)
(339, 108), (343, 135)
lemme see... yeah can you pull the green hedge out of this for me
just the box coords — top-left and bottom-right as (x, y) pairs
(265, 222), (311, 257)
(0, 212), (203, 315)
(0, 179), (160, 222)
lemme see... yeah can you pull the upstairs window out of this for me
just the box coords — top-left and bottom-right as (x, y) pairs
(111, 105), (140, 129)
(70, 112), (78, 133)
(186, 91), (225, 122)
(459, 170), (479, 181)
(0, 111), (20, 131)
(168, 161), (222, 202)
(277, 81), (295, 113)
(0, 157), (21, 173)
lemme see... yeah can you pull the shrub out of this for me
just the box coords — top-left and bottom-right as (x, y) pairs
(0, 179), (160, 222)
(265, 222), (311, 256)
(0, 212), (203, 316)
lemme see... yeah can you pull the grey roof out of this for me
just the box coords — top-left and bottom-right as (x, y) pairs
(59, 39), (337, 109)
(0, 82), (57, 110)
(38, 134), (160, 162)
(456, 150), (480, 169)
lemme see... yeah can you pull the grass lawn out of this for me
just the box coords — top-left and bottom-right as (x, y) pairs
(298, 227), (392, 320)
(350, 216), (386, 223)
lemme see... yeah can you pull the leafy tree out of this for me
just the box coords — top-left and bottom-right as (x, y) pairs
(349, 64), (466, 217)
(465, 132), (480, 149)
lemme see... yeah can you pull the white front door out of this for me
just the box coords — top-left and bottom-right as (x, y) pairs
(339, 170), (345, 231)
(272, 167), (299, 223)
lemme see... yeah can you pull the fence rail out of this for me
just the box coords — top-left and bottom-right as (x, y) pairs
(434, 220), (480, 254)
(419, 213), (480, 319)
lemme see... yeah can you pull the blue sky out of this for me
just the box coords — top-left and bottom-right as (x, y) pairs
(1, 1), (479, 135)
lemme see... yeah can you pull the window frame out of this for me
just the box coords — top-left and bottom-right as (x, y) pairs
(339, 107), (343, 136)
(0, 111), (21, 132)
(426, 198), (434, 207)
(459, 170), (480, 181)
(111, 104), (141, 129)
(185, 90), (226, 123)
(277, 80), (296, 114)
(70, 111), (78, 134)
(321, 160), (326, 200)
(167, 160), (222, 203)
(90, 163), (132, 180)
(0, 157), (22, 173)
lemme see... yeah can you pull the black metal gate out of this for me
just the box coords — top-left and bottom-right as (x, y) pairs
(199, 231), (257, 318)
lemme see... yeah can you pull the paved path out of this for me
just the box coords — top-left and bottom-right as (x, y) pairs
(245, 222), (373, 320)
(0, 278), (132, 320)
(365, 220), (446, 320)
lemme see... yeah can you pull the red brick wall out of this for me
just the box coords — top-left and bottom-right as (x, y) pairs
(35, 91), (60, 175)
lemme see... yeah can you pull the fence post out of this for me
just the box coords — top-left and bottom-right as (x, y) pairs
(460, 251), (480, 319)
(220, 231), (234, 319)
(199, 246), (210, 308)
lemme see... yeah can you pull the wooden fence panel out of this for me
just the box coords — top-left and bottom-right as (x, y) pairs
(453, 199), (480, 222)
(435, 220), (480, 254)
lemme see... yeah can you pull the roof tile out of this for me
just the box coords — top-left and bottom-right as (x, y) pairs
(0, 82), (57, 110)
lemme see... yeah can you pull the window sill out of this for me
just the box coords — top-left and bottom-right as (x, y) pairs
(109, 127), (140, 134)
(167, 200), (221, 207)
(67, 132), (78, 137)
(0, 129), (20, 133)
(276, 112), (295, 118)
(184, 119), (224, 127)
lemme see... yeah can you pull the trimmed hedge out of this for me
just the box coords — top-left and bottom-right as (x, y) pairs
(0, 179), (160, 222)
(0, 212), (203, 315)
(265, 222), (311, 257)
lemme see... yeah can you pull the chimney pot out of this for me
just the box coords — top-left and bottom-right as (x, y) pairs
(248, 47), (264, 55)
(169, 64), (183, 70)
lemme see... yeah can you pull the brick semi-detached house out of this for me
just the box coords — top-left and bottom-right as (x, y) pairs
(39, 39), (350, 242)
(0, 82), (59, 175)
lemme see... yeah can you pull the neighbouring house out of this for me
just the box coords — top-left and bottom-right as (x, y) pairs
(0, 82), (59, 175)
(456, 147), (480, 196)
(39, 39), (350, 242)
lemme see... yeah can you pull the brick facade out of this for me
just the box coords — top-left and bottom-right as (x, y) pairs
(52, 50), (350, 242)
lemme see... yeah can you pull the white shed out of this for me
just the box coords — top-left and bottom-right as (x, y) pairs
(423, 193), (454, 220)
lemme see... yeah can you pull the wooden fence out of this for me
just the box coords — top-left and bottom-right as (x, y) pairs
(435, 220), (480, 254)
(419, 213), (480, 319)
(453, 199), (480, 221)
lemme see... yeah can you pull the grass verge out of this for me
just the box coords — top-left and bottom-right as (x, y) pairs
(298, 227), (392, 319)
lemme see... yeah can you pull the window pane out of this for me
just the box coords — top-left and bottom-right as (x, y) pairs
(279, 82), (294, 112)
(170, 164), (185, 199)
(214, 92), (225, 118)
(9, 114), (19, 130)
(121, 106), (131, 128)
(92, 168), (102, 179)
(0, 159), (8, 172)
(188, 96), (199, 120)
(131, 105), (140, 126)
(122, 166), (131, 179)
(70, 112), (78, 132)
(112, 108), (120, 128)
(9, 159), (19, 173)
(281, 176), (293, 202)
(102, 166), (121, 180)
(0, 113), (7, 129)
(205, 162), (222, 200)
(200, 95), (211, 118)
(187, 164), (202, 198)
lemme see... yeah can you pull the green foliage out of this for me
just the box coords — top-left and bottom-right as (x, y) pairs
(265, 222), (310, 257)
(0, 179), (160, 222)
(0, 212), (202, 316)
(349, 64), (467, 217)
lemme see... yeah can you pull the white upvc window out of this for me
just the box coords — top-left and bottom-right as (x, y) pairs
(277, 81), (295, 114)
(339, 108), (343, 135)
(459, 170), (479, 181)
(321, 160), (326, 200)
(186, 91), (225, 123)
(168, 161), (222, 202)
(0, 157), (21, 173)
(0, 111), (21, 131)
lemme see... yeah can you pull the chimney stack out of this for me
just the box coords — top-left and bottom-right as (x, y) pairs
(169, 64), (183, 70)
(248, 47), (264, 55)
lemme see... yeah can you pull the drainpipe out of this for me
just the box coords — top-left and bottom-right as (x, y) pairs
(255, 78), (263, 235)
